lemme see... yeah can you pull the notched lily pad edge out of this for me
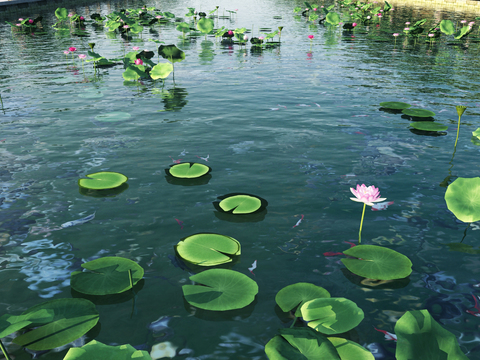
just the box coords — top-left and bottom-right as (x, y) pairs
(213, 192), (269, 215)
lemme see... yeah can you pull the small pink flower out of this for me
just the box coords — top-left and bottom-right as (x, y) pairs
(428, 33), (434, 37)
(16, 23), (21, 27)
(78, 54), (87, 59)
(404, 27), (410, 31)
(366, 16), (371, 19)
(308, 34), (314, 39)
(469, 21), (475, 26)
(156, 15), (162, 19)
(18, 18), (24, 21)
(405, 21), (410, 25)
(134, 58), (143, 65)
(138, 11), (142, 14)
(68, 13), (73, 17)
(377, 14), (382, 18)
(258, 36), (264, 40)
(380, 9), (383, 12)
(313, 8), (317, 11)
(68, 47), (76, 52)
(393, 33), (399, 36)
(123, 25), (129, 29)
(133, 46), (140, 50)
(321, 5), (324, 7)
(228, 30), (233, 35)
(235, 9), (238, 11)
(350, 184), (386, 206)
(352, 23), (357, 27)
(461, 20), (467, 24)
(28, 19), (33, 23)
(243, 35), (248, 40)
(79, 16), (84, 20)
(63, 50), (69, 54)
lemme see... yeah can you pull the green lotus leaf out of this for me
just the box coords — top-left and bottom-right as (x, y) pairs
(13, 298), (99, 351)
(219, 195), (262, 214)
(182, 269), (258, 311)
(55, 7), (68, 20)
(325, 12), (340, 26)
(445, 177), (480, 223)
(410, 122), (448, 132)
(328, 337), (374, 360)
(379, 101), (411, 110)
(150, 63), (174, 81)
(129, 23), (143, 34)
(158, 44), (186, 63)
(341, 245), (412, 280)
(402, 108), (436, 117)
(265, 328), (341, 360)
(455, 25), (472, 40)
(197, 18), (214, 34)
(122, 64), (147, 81)
(163, 11), (175, 18)
(169, 162), (210, 178)
(63, 340), (152, 360)
(78, 172), (128, 190)
(300, 297), (364, 335)
(395, 309), (468, 360)
(94, 111), (131, 122)
(275, 282), (330, 317)
(71, 256), (144, 295)
(440, 19), (455, 35)
(472, 128), (480, 140)
(176, 233), (241, 266)
(0, 309), (54, 338)
(176, 22), (191, 33)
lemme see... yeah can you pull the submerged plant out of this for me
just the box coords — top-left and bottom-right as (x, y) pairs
(350, 184), (386, 243)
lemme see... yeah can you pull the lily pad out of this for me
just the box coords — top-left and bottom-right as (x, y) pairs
(265, 328), (341, 360)
(328, 338), (374, 360)
(197, 18), (214, 34)
(341, 245), (412, 280)
(176, 233), (241, 266)
(445, 177), (480, 223)
(150, 62), (174, 80)
(275, 282), (330, 317)
(182, 269), (258, 311)
(300, 297), (364, 335)
(168, 162), (211, 179)
(325, 12), (340, 26)
(440, 19), (455, 35)
(0, 309), (54, 339)
(158, 44), (185, 63)
(13, 298), (99, 351)
(219, 194), (262, 214)
(379, 101), (411, 110)
(94, 111), (131, 122)
(71, 256), (144, 295)
(410, 122), (448, 132)
(63, 340), (151, 360)
(78, 172), (128, 190)
(402, 108), (436, 117)
(395, 309), (468, 360)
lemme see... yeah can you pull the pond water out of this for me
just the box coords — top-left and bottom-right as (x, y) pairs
(1, 0), (480, 358)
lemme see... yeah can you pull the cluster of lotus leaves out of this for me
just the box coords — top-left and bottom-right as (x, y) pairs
(78, 171), (128, 190)
(445, 177), (480, 223)
(63, 340), (151, 360)
(219, 194), (262, 214)
(379, 101), (411, 110)
(182, 268), (258, 311)
(71, 257), (144, 295)
(168, 162), (211, 179)
(341, 245), (412, 280)
(176, 233), (240, 266)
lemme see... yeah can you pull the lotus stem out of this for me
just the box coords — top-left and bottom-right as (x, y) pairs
(289, 316), (297, 328)
(0, 339), (12, 360)
(0, 93), (4, 114)
(454, 106), (466, 150)
(358, 203), (366, 244)
(460, 223), (470, 243)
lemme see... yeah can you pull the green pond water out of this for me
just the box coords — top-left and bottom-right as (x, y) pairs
(1, 0), (480, 358)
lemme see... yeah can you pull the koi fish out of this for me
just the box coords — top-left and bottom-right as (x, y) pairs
(323, 241), (356, 257)
(175, 218), (184, 229)
(269, 108), (280, 111)
(296, 104), (311, 107)
(354, 131), (364, 135)
(293, 215), (304, 228)
(352, 115), (369, 117)
(169, 156), (182, 164)
(340, 174), (356, 178)
(466, 294), (480, 317)
(61, 212), (96, 228)
(277, 104), (287, 108)
(371, 201), (394, 211)
(438, 109), (448, 113)
(179, 149), (188, 156)
(374, 327), (397, 341)
(248, 260), (257, 275)
(196, 155), (209, 162)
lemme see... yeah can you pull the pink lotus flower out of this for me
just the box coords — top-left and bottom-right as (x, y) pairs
(258, 36), (264, 40)
(28, 19), (33, 23)
(428, 33), (434, 37)
(79, 16), (84, 20)
(132, 46), (140, 50)
(377, 14), (382, 18)
(156, 15), (162, 19)
(68, 13), (73, 17)
(461, 20), (467, 24)
(228, 30), (233, 35)
(352, 23), (357, 27)
(78, 54), (86, 59)
(68, 47), (76, 52)
(134, 58), (143, 65)
(393, 33), (399, 36)
(366, 16), (371, 19)
(405, 21), (410, 25)
(350, 184), (386, 206)
(18, 18), (24, 21)
(404, 27), (410, 31)
(243, 35), (248, 40)
(63, 50), (69, 54)
(123, 25), (129, 29)
(313, 8), (317, 11)
(308, 34), (314, 39)
(16, 23), (21, 27)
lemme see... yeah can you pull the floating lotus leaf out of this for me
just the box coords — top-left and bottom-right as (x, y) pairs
(275, 282), (330, 317)
(341, 245), (412, 280)
(176, 22), (191, 33)
(197, 18), (214, 34)
(122, 64), (147, 81)
(182, 269), (258, 311)
(325, 12), (340, 26)
(410, 122), (448, 132)
(150, 63), (173, 80)
(379, 101), (411, 110)
(445, 177), (480, 223)
(158, 44), (186, 63)
(176, 233), (241, 266)
(402, 108), (435, 117)
(168, 162), (211, 179)
(300, 297), (364, 335)
(13, 298), (99, 351)
(71, 256), (144, 295)
(78, 172), (128, 190)
(328, 338), (374, 360)
(0, 309), (54, 339)
(395, 309), (468, 360)
(265, 328), (341, 360)
(94, 111), (131, 122)
(440, 19), (455, 35)
(219, 195), (262, 214)
(63, 340), (151, 360)
(472, 128), (480, 140)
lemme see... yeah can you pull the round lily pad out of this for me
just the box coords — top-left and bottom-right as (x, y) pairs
(71, 256), (144, 295)
(78, 172), (128, 190)
(275, 282), (331, 317)
(219, 194), (262, 214)
(94, 111), (131, 122)
(300, 297), (365, 335)
(341, 245), (412, 280)
(379, 101), (411, 110)
(168, 162), (211, 179)
(445, 177), (480, 223)
(410, 122), (448, 132)
(182, 269), (258, 311)
(176, 233), (241, 266)
(402, 108), (436, 117)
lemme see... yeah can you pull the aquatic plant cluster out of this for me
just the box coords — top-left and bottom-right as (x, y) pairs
(1, 1), (480, 359)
